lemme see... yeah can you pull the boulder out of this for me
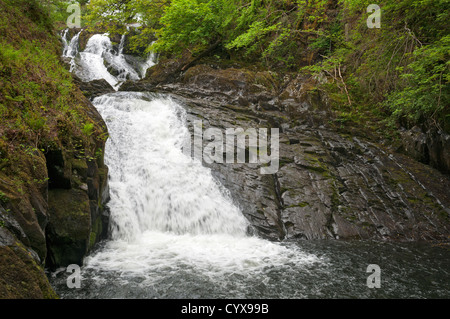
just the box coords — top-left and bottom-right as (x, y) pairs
(72, 74), (115, 99)
(427, 129), (450, 174)
(0, 234), (57, 299)
(46, 188), (91, 267)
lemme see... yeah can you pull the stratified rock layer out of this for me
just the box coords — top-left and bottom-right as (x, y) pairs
(121, 62), (450, 242)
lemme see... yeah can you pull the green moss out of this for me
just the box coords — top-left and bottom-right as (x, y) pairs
(0, 243), (58, 299)
(0, 191), (9, 204)
(287, 202), (310, 208)
(345, 215), (358, 223)
(71, 158), (88, 171)
(235, 115), (250, 121)
(329, 178), (342, 212)
(48, 189), (90, 240)
(89, 216), (103, 250)
(89, 231), (97, 250)
(279, 157), (295, 168)
(302, 152), (333, 178)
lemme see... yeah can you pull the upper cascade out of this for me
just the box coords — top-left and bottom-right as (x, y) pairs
(61, 29), (156, 90)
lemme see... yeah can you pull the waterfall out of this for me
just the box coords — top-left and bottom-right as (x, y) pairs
(94, 92), (249, 241)
(63, 29), (82, 59)
(61, 31), (154, 90)
(118, 34), (126, 54)
(61, 29), (83, 72)
(74, 34), (138, 89)
(139, 42), (157, 78)
(61, 29), (69, 54)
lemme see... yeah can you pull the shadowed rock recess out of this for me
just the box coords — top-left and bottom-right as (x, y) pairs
(120, 61), (450, 242)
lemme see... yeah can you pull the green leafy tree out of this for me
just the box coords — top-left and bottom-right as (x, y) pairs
(153, 0), (238, 55)
(386, 35), (450, 130)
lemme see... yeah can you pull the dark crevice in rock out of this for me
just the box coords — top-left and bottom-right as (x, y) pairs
(400, 127), (450, 175)
(45, 150), (71, 190)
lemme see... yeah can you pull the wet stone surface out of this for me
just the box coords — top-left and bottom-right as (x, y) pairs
(150, 83), (450, 243)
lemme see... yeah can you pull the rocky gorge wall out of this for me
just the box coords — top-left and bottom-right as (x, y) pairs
(400, 126), (450, 175)
(0, 103), (110, 297)
(119, 59), (450, 242)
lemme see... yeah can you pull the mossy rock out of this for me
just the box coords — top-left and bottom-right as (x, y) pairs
(46, 189), (91, 268)
(183, 65), (279, 95)
(0, 234), (57, 299)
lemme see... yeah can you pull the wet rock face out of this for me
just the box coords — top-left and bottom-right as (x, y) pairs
(44, 103), (110, 270)
(72, 74), (115, 99)
(124, 64), (450, 242)
(45, 160), (110, 269)
(0, 221), (57, 299)
(120, 62), (283, 109)
(169, 94), (450, 242)
(278, 128), (450, 241)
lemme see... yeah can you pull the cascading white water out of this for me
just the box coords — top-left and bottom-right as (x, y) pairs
(62, 30), (155, 90)
(139, 48), (157, 79)
(118, 34), (126, 55)
(96, 92), (249, 241)
(72, 34), (140, 89)
(61, 29), (83, 72)
(62, 29), (81, 59)
(61, 29), (69, 53)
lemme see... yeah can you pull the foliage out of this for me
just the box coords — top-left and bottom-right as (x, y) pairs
(4, 0), (448, 144)
(83, 0), (338, 69)
(0, 0), (107, 188)
(301, 0), (450, 132)
(153, 0), (236, 55)
(385, 35), (450, 130)
(82, 123), (95, 136)
(84, 0), (169, 54)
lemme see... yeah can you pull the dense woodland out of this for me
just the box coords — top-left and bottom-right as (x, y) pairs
(45, 0), (449, 135)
